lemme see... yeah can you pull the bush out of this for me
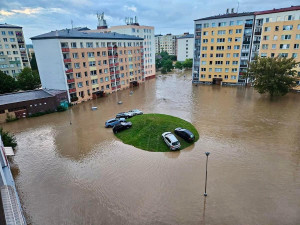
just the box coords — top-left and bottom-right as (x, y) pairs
(161, 67), (167, 74)
(6, 114), (19, 122)
(0, 127), (17, 149)
(56, 105), (67, 112)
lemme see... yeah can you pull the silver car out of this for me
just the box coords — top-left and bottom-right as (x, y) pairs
(162, 132), (181, 150)
(128, 109), (143, 115)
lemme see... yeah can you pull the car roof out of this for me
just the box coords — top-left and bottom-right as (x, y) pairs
(107, 119), (116, 122)
(165, 133), (178, 142)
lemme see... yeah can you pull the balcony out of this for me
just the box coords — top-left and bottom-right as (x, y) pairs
(112, 87), (116, 90)
(69, 88), (76, 93)
(66, 68), (73, 73)
(62, 48), (70, 52)
(115, 70), (120, 74)
(67, 78), (75, 83)
(240, 64), (248, 68)
(116, 78), (120, 81)
(117, 85), (121, 89)
(243, 41), (250, 44)
(17, 40), (24, 44)
(245, 23), (252, 27)
(111, 79), (115, 82)
(253, 41), (260, 44)
(140, 46), (143, 49)
(254, 31), (261, 35)
(195, 28), (202, 32)
(64, 58), (71, 63)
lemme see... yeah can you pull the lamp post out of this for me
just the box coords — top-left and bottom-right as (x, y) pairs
(204, 152), (210, 197)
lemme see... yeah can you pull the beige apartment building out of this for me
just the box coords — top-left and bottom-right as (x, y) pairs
(88, 15), (156, 79)
(32, 29), (144, 103)
(193, 5), (300, 88)
(0, 23), (30, 78)
(155, 34), (179, 55)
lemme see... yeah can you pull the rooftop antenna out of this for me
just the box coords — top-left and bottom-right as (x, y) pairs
(237, 1), (239, 13)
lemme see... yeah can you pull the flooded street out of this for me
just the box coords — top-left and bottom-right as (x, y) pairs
(3, 72), (300, 225)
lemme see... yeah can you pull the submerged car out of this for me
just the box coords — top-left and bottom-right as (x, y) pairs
(174, 128), (195, 142)
(105, 118), (125, 128)
(162, 132), (181, 150)
(113, 122), (132, 134)
(116, 112), (133, 119)
(128, 109), (143, 116)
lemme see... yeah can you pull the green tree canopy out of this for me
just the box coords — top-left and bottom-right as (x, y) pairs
(17, 67), (41, 90)
(162, 59), (173, 72)
(175, 61), (183, 70)
(0, 127), (17, 148)
(30, 53), (38, 72)
(182, 58), (193, 68)
(0, 71), (18, 94)
(248, 56), (298, 97)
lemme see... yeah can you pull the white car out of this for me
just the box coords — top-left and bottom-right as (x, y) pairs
(128, 109), (143, 116)
(162, 132), (181, 150)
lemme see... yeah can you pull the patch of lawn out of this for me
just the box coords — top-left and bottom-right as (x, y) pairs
(115, 113), (199, 152)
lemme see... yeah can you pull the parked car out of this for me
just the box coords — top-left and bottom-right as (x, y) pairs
(113, 122), (132, 134)
(174, 128), (195, 142)
(116, 112), (133, 119)
(128, 109), (143, 115)
(105, 118), (125, 128)
(162, 132), (181, 150)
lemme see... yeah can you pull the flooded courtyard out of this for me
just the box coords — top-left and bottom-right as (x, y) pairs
(2, 72), (300, 225)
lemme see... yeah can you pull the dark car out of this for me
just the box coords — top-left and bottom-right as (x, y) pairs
(113, 122), (132, 134)
(174, 128), (195, 142)
(116, 112), (133, 119)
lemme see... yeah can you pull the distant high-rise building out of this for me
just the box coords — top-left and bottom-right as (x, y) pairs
(88, 14), (156, 79)
(193, 5), (300, 87)
(155, 34), (179, 56)
(0, 23), (30, 78)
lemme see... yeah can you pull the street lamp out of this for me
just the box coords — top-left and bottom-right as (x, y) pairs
(204, 152), (210, 197)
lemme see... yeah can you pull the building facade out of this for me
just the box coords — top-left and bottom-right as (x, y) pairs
(155, 34), (178, 56)
(0, 24), (30, 78)
(32, 30), (144, 103)
(89, 16), (155, 80)
(176, 34), (194, 61)
(193, 6), (300, 86)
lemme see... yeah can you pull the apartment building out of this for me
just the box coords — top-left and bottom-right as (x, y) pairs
(0, 24), (30, 78)
(155, 34), (179, 55)
(88, 15), (155, 79)
(193, 6), (300, 86)
(177, 33), (194, 61)
(31, 29), (144, 103)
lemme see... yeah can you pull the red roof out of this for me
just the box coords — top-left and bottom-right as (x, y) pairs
(255, 5), (300, 15)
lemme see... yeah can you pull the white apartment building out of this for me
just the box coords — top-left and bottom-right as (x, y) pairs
(88, 15), (156, 79)
(0, 24), (30, 78)
(176, 34), (194, 61)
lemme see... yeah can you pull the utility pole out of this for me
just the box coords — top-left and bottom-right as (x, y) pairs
(204, 152), (210, 196)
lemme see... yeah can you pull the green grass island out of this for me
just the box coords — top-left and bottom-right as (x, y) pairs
(114, 114), (199, 152)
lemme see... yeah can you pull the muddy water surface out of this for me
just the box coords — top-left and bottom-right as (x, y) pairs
(3, 72), (300, 225)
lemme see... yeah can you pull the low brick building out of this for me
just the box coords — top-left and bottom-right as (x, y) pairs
(0, 89), (68, 123)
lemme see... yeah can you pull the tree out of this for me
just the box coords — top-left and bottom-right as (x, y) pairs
(161, 67), (167, 74)
(0, 127), (17, 149)
(162, 59), (173, 72)
(30, 53), (38, 72)
(155, 58), (162, 69)
(182, 58), (193, 69)
(248, 56), (298, 97)
(17, 67), (41, 90)
(175, 61), (183, 70)
(0, 71), (18, 94)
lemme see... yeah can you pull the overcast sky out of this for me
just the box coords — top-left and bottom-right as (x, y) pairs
(0, 0), (299, 43)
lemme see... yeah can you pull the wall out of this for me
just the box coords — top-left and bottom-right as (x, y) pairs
(177, 37), (194, 61)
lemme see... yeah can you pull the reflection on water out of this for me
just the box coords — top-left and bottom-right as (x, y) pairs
(3, 72), (300, 225)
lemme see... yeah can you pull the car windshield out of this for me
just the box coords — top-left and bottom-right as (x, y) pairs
(190, 135), (194, 138)
(173, 141), (180, 146)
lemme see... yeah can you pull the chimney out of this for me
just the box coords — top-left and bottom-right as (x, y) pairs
(226, 8), (229, 14)
(231, 8), (234, 13)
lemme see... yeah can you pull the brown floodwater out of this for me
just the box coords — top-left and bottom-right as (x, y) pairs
(2, 72), (300, 225)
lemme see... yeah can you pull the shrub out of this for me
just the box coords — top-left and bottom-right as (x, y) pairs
(56, 105), (67, 112)
(0, 127), (17, 148)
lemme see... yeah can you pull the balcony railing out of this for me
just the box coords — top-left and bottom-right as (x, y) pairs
(112, 87), (116, 90)
(69, 88), (76, 93)
(64, 58), (71, 63)
(115, 70), (120, 74)
(62, 48), (70, 52)
(243, 41), (250, 44)
(254, 31), (262, 35)
(111, 79), (115, 82)
(245, 24), (253, 27)
(66, 68), (73, 73)
(67, 78), (75, 83)
(117, 85), (121, 89)
(253, 41), (260, 44)
(116, 78), (120, 81)
(240, 64), (248, 68)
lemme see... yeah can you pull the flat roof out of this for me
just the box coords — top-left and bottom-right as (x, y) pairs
(255, 5), (300, 15)
(195, 12), (254, 21)
(0, 23), (22, 29)
(177, 34), (194, 39)
(31, 29), (143, 40)
(0, 89), (66, 106)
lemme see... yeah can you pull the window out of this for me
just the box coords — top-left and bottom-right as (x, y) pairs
(280, 44), (290, 49)
(275, 26), (279, 31)
(90, 70), (97, 75)
(72, 53), (78, 58)
(86, 42), (93, 48)
(294, 44), (299, 49)
(215, 61), (223, 65)
(228, 38), (232, 42)
(105, 76), (109, 82)
(71, 42), (77, 48)
(226, 53), (230, 58)
(203, 39), (208, 43)
(215, 68), (222, 72)
(261, 53), (267, 58)
(296, 34), (300, 40)
(77, 82), (83, 88)
(236, 20), (243, 25)
(217, 38), (225, 43)
(102, 51), (106, 56)
(10, 38), (15, 42)
(211, 38), (214, 43)
(262, 44), (268, 49)
(232, 61), (238, 65)
(202, 46), (207, 50)
(218, 22), (226, 27)
(81, 52), (85, 58)
(273, 35), (278, 40)
(74, 63), (80, 69)
(272, 44), (276, 49)
(263, 36), (270, 40)
(92, 79), (98, 84)
(298, 24), (300, 30)
(227, 45), (231, 50)
(201, 61), (207, 65)
(212, 23), (216, 27)
(231, 68), (237, 72)
(231, 75), (237, 79)
(200, 74), (205, 78)
(234, 45), (240, 50)
(292, 53), (298, 58)
(216, 46), (224, 50)
(216, 53), (223, 58)
(235, 37), (241, 42)
(230, 21), (234, 26)
(264, 27), (270, 32)
(279, 53), (288, 58)
(233, 53), (239, 58)
(229, 29), (233, 34)
(1, 31), (6, 35)
(203, 31), (208, 36)
(76, 72), (81, 78)
(283, 25), (293, 30)
(236, 29), (242, 33)
(88, 52), (94, 58)
(281, 35), (291, 40)
(217, 30), (226, 35)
